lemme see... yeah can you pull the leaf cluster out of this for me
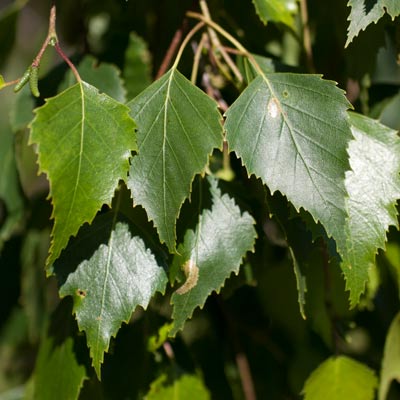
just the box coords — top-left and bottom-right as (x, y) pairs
(0, 0), (400, 398)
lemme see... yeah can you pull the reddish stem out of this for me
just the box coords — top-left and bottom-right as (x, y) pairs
(156, 25), (186, 79)
(55, 43), (81, 82)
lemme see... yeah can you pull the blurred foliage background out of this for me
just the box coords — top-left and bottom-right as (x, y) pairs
(0, 0), (400, 399)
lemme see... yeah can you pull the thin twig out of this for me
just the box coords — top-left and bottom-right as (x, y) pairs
(199, 0), (243, 83)
(299, 0), (315, 72)
(54, 43), (81, 82)
(235, 351), (257, 400)
(216, 298), (257, 400)
(191, 32), (208, 84)
(32, 5), (57, 68)
(172, 22), (205, 70)
(186, 11), (262, 77)
(156, 26), (185, 79)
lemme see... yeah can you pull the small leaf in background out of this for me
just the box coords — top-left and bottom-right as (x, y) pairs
(123, 32), (152, 99)
(302, 355), (378, 400)
(225, 73), (352, 251)
(288, 247), (307, 319)
(59, 222), (168, 378)
(127, 69), (223, 253)
(10, 84), (35, 132)
(346, 0), (400, 47)
(379, 312), (400, 400)
(384, 241), (400, 296)
(0, 125), (24, 249)
(0, 74), (4, 90)
(0, 0), (27, 68)
(252, 0), (298, 29)
(376, 91), (400, 131)
(237, 54), (275, 84)
(169, 177), (256, 336)
(20, 229), (50, 342)
(145, 373), (210, 400)
(32, 337), (87, 400)
(339, 113), (400, 307)
(59, 55), (126, 102)
(29, 81), (136, 268)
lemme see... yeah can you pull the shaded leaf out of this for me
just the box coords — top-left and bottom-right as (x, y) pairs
(29, 81), (136, 268)
(379, 312), (400, 400)
(0, 125), (24, 249)
(302, 355), (378, 400)
(146, 373), (210, 400)
(169, 177), (256, 336)
(252, 0), (297, 28)
(340, 113), (400, 306)
(32, 337), (87, 400)
(59, 222), (168, 378)
(385, 242), (400, 296)
(237, 54), (275, 85)
(346, 0), (400, 47)
(225, 73), (352, 250)
(288, 246), (307, 319)
(20, 229), (50, 342)
(124, 32), (152, 99)
(0, 0), (27, 68)
(10, 85), (35, 132)
(127, 69), (223, 253)
(60, 55), (126, 102)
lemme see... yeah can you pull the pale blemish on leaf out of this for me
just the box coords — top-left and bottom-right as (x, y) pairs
(175, 259), (199, 295)
(267, 97), (280, 118)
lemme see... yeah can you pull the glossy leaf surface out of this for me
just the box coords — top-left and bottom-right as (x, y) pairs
(170, 177), (256, 336)
(346, 0), (400, 46)
(127, 69), (223, 252)
(225, 73), (352, 248)
(252, 0), (297, 28)
(340, 113), (400, 306)
(59, 222), (168, 378)
(29, 81), (136, 268)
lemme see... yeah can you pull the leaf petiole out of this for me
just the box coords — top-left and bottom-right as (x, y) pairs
(171, 22), (205, 70)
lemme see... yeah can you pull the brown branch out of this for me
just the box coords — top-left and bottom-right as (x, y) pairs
(299, 0), (315, 73)
(156, 25), (186, 79)
(216, 298), (257, 400)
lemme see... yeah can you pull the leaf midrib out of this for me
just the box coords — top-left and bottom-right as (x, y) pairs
(58, 82), (86, 244)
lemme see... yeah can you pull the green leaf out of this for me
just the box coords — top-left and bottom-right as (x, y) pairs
(346, 0), (400, 47)
(60, 55), (126, 102)
(302, 355), (378, 400)
(169, 177), (256, 336)
(288, 246), (307, 319)
(124, 32), (152, 99)
(20, 229), (50, 342)
(0, 0), (27, 68)
(127, 69), (223, 253)
(252, 0), (298, 28)
(0, 125), (24, 249)
(32, 337), (87, 400)
(237, 54), (276, 85)
(379, 312), (400, 400)
(59, 221), (168, 378)
(10, 85), (35, 132)
(339, 113), (400, 306)
(29, 81), (136, 268)
(146, 374), (210, 400)
(225, 73), (352, 248)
